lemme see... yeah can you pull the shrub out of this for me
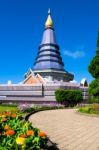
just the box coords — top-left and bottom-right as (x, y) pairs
(79, 106), (93, 114)
(55, 89), (83, 106)
(87, 94), (94, 104)
(92, 103), (99, 111)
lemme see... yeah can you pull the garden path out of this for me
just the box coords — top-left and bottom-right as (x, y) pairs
(29, 109), (99, 150)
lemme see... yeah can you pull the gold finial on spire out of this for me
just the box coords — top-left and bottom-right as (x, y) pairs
(45, 9), (53, 28)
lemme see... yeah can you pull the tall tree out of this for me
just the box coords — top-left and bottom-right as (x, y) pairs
(88, 32), (99, 102)
(96, 32), (99, 55)
(88, 32), (99, 79)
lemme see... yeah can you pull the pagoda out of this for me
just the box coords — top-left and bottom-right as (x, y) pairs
(25, 10), (74, 82)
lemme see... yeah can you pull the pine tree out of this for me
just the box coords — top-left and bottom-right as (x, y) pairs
(88, 32), (99, 79)
(88, 32), (99, 103)
(96, 32), (99, 55)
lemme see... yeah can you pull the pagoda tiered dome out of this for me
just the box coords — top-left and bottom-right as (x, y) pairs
(33, 10), (74, 82)
(34, 10), (64, 71)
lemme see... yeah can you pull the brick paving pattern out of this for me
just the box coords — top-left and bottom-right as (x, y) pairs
(29, 109), (99, 150)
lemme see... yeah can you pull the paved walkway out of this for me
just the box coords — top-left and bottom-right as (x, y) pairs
(29, 109), (99, 150)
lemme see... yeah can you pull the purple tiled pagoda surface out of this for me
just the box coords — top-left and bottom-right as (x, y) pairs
(39, 51), (59, 56)
(34, 61), (64, 70)
(37, 56), (60, 61)
(41, 28), (56, 44)
(34, 27), (64, 71)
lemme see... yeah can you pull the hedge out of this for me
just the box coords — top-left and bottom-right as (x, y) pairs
(55, 89), (83, 106)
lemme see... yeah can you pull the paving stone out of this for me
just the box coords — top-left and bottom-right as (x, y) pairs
(29, 109), (99, 150)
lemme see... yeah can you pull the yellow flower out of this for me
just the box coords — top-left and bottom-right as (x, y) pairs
(1, 115), (6, 118)
(16, 137), (25, 145)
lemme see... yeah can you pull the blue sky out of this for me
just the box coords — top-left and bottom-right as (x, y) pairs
(0, 0), (99, 84)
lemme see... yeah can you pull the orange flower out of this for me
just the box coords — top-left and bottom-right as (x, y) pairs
(26, 130), (34, 136)
(5, 113), (10, 117)
(11, 114), (17, 118)
(3, 112), (10, 117)
(5, 129), (15, 136)
(2, 112), (6, 115)
(2, 118), (7, 122)
(39, 132), (46, 137)
(4, 125), (9, 130)
(19, 134), (26, 138)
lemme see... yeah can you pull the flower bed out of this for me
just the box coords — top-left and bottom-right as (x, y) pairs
(18, 103), (64, 114)
(0, 112), (47, 150)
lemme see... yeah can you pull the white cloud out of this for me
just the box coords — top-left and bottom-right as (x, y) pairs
(70, 80), (78, 83)
(63, 50), (85, 59)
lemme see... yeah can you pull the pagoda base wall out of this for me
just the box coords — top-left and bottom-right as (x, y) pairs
(0, 83), (88, 104)
(34, 70), (74, 82)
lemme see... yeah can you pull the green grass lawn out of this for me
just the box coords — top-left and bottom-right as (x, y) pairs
(0, 104), (18, 113)
(79, 103), (99, 115)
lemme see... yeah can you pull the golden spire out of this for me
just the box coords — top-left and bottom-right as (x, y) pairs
(45, 9), (53, 28)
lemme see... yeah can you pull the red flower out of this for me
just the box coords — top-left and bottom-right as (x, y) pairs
(5, 130), (15, 136)
(5, 113), (10, 117)
(19, 134), (26, 138)
(39, 132), (46, 137)
(3, 112), (10, 117)
(11, 114), (17, 118)
(2, 118), (7, 122)
(27, 130), (34, 136)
